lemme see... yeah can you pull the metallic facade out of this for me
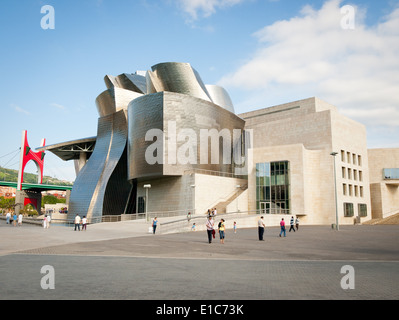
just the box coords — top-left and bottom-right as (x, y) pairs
(96, 87), (142, 117)
(45, 62), (244, 220)
(67, 110), (131, 221)
(128, 91), (245, 180)
(148, 62), (212, 102)
(205, 84), (235, 113)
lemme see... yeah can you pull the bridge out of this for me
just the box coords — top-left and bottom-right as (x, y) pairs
(0, 181), (72, 192)
(0, 130), (75, 215)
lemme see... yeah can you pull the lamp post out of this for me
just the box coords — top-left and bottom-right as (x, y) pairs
(190, 184), (195, 215)
(330, 152), (339, 230)
(143, 184), (151, 222)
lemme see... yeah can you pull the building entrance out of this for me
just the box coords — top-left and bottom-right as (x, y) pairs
(260, 202), (270, 214)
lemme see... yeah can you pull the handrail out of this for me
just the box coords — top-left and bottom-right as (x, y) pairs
(203, 184), (248, 214)
(382, 208), (399, 219)
(184, 168), (243, 178)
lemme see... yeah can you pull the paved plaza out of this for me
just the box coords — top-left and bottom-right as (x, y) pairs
(0, 220), (398, 300)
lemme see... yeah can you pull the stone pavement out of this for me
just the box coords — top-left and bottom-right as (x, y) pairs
(0, 220), (398, 300)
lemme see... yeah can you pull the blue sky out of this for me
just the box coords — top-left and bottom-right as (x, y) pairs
(1, 0), (398, 182)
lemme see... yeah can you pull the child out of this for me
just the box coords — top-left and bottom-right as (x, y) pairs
(191, 223), (196, 231)
(233, 221), (237, 233)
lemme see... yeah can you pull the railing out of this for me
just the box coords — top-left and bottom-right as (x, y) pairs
(184, 168), (239, 178)
(1, 206), (292, 230)
(203, 184), (248, 215)
(382, 208), (399, 219)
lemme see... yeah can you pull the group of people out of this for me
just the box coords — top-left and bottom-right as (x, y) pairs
(4, 212), (53, 228)
(5, 212), (23, 227)
(205, 216), (239, 243)
(278, 216), (300, 237)
(151, 210), (300, 243)
(258, 215), (300, 240)
(73, 214), (88, 231)
(43, 214), (51, 229)
(206, 215), (227, 244)
(207, 208), (217, 217)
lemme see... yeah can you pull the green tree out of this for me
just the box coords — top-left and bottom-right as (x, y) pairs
(41, 194), (66, 207)
(0, 197), (15, 213)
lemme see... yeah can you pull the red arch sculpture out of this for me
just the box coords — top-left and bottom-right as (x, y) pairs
(17, 130), (46, 191)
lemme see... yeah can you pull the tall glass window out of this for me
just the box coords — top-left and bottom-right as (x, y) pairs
(256, 161), (290, 214)
(344, 203), (354, 217)
(358, 204), (367, 217)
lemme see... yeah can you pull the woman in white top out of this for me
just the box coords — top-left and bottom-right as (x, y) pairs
(82, 216), (87, 231)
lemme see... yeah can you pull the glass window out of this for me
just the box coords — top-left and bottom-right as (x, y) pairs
(360, 186), (364, 197)
(348, 168), (352, 180)
(358, 155), (362, 166)
(343, 184), (347, 195)
(347, 152), (351, 164)
(358, 204), (367, 217)
(137, 196), (145, 213)
(354, 170), (358, 181)
(341, 150), (345, 162)
(383, 168), (399, 180)
(344, 203), (354, 217)
(359, 171), (363, 181)
(342, 167), (346, 179)
(256, 161), (290, 215)
(352, 154), (357, 165)
(354, 185), (358, 197)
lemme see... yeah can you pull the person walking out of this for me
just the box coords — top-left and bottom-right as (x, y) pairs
(43, 215), (47, 229)
(74, 214), (81, 231)
(258, 216), (265, 241)
(218, 219), (225, 244)
(82, 216), (87, 231)
(152, 217), (158, 234)
(46, 214), (51, 229)
(295, 217), (300, 231)
(206, 216), (214, 243)
(289, 216), (296, 232)
(12, 213), (17, 227)
(233, 221), (237, 233)
(18, 213), (23, 226)
(6, 212), (11, 225)
(279, 218), (286, 237)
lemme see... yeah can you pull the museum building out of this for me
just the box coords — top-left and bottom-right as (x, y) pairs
(39, 62), (399, 226)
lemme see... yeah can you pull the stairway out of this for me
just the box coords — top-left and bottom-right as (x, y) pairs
(206, 184), (248, 214)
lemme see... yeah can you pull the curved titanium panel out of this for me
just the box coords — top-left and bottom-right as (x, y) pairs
(104, 73), (147, 94)
(95, 87), (142, 117)
(150, 62), (212, 102)
(68, 110), (130, 221)
(128, 91), (245, 180)
(205, 84), (235, 113)
(119, 73), (147, 94)
(146, 70), (164, 94)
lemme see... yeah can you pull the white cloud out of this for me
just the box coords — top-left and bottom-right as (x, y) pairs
(176, 0), (245, 20)
(12, 104), (31, 115)
(50, 103), (66, 110)
(219, 0), (399, 136)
